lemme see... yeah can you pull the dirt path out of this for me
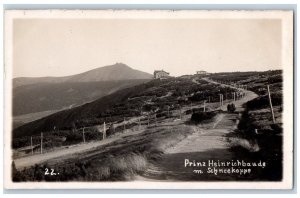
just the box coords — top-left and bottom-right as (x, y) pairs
(137, 78), (258, 181)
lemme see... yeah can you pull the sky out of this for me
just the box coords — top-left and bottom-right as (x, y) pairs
(13, 18), (282, 78)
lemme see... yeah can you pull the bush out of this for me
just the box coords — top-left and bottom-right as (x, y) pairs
(227, 103), (236, 113)
(191, 112), (216, 123)
(246, 94), (282, 110)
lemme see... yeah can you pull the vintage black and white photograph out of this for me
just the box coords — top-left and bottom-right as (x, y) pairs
(4, 10), (294, 189)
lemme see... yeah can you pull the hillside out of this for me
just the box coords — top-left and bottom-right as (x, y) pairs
(13, 77), (235, 138)
(13, 76), (69, 88)
(12, 71), (284, 183)
(13, 63), (153, 88)
(13, 63), (153, 116)
(13, 70), (282, 141)
(13, 79), (149, 116)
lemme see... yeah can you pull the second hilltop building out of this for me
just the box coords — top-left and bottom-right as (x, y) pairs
(154, 70), (170, 79)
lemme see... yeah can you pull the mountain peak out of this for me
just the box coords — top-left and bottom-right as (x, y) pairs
(103, 62), (131, 70)
(113, 62), (129, 67)
(68, 63), (152, 82)
(13, 63), (153, 88)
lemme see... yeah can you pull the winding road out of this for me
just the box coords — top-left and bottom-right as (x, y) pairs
(137, 78), (258, 181)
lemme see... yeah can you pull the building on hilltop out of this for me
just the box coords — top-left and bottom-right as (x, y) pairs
(154, 70), (170, 79)
(196, 70), (207, 75)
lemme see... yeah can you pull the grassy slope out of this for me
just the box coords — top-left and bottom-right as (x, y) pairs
(13, 77), (235, 139)
(13, 79), (150, 116)
(13, 81), (151, 138)
(13, 78), (174, 137)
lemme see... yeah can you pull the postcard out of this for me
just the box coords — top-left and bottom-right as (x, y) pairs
(4, 9), (294, 189)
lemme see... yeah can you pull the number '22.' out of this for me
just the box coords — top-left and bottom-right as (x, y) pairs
(45, 168), (58, 175)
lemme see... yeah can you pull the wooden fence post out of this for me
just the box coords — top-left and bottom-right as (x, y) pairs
(40, 132), (43, 154)
(31, 136), (33, 155)
(103, 122), (106, 140)
(82, 127), (86, 143)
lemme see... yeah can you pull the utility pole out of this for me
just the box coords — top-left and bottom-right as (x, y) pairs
(234, 92), (236, 101)
(267, 85), (276, 124)
(40, 132), (43, 154)
(103, 122), (106, 140)
(31, 136), (33, 155)
(203, 101), (206, 112)
(219, 94), (222, 108)
(221, 94), (224, 106)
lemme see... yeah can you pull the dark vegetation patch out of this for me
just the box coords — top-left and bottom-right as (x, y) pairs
(191, 112), (217, 124)
(246, 94), (282, 110)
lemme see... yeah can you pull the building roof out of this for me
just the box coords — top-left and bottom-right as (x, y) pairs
(154, 70), (170, 75)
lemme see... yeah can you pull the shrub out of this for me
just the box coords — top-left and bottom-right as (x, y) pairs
(246, 94), (282, 110)
(191, 112), (216, 123)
